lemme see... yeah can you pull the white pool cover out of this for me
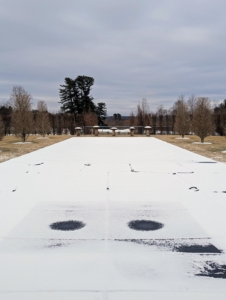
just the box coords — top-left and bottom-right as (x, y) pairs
(0, 137), (226, 299)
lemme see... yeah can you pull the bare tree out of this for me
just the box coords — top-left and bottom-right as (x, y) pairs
(167, 108), (176, 134)
(174, 96), (190, 137)
(62, 113), (74, 135)
(187, 94), (197, 117)
(137, 99), (151, 125)
(156, 105), (167, 134)
(36, 101), (51, 137)
(10, 86), (34, 142)
(136, 99), (151, 133)
(0, 115), (4, 141)
(129, 111), (136, 126)
(68, 113), (76, 135)
(55, 112), (64, 135)
(192, 97), (215, 143)
(83, 109), (98, 126)
(82, 110), (98, 134)
(150, 113), (157, 134)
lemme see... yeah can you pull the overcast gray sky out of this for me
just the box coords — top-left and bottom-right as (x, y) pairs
(1, 0), (226, 115)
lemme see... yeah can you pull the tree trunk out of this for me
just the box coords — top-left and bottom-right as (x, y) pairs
(22, 132), (26, 143)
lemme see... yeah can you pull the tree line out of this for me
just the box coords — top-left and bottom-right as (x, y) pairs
(0, 76), (107, 141)
(1, 75), (226, 143)
(0, 86), (52, 142)
(130, 96), (226, 142)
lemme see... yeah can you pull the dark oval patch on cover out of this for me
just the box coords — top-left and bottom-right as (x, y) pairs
(196, 262), (226, 279)
(175, 244), (222, 254)
(50, 220), (85, 231)
(128, 220), (164, 231)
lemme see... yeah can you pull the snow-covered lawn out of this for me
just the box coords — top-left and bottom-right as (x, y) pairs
(0, 137), (226, 300)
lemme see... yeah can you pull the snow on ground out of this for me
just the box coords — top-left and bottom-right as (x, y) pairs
(98, 129), (130, 134)
(0, 137), (226, 300)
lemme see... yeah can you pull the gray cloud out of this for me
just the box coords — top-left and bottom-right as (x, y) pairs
(1, 0), (226, 114)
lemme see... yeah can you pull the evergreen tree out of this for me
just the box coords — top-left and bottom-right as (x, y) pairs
(113, 113), (122, 121)
(96, 102), (107, 126)
(0, 115), (4, 141)
(59, 76), (95, 123)
(0, 104), (12, 135)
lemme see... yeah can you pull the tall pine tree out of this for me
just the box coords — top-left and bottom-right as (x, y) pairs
(96, 102), (107, 126)
(59, 76), (96, 122)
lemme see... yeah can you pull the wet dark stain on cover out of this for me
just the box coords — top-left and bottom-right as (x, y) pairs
(128, 220), (164, 231)
(196, 262), (226, 279)
(50, 220), (85, 231)
(116, 239), (222, 254)
(174, 244), (222, 254)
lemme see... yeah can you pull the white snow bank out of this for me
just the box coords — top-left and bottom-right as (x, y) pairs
(98, 129), (130, 134)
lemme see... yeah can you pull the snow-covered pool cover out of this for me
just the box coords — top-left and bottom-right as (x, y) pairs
(0, 137), (226, 300)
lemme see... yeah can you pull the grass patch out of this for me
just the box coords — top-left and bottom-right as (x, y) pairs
(1, 134), (226, 163)
(155, 135), (226, 163)
(0, 135), (72, 163)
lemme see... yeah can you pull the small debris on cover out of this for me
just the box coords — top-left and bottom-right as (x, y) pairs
(129, 164), (139, 172)
(189, 187), (199, 192)
(128, 220), (164, 231)
(47, 243), (63, 248)
(84, 163), (91, 166)
(129, 164), (134, 172)
(34, 162), (44, 166)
